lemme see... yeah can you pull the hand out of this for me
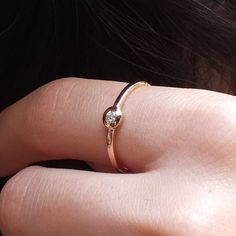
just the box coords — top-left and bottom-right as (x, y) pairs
(1, 78), (236, 235)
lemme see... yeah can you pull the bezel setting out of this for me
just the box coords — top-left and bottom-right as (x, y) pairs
(103, 106), (122, 129)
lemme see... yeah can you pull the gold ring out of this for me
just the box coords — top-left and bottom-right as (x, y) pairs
(102, 81), (150, 173)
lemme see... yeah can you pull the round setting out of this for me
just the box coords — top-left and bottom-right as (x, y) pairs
(103, 106), (122, 129)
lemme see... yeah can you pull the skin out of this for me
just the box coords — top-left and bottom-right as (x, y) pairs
(1, 78), (236, 235)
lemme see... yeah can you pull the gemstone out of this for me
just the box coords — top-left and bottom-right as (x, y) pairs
(103, 106), (122, 128)
(105, 110), (118, 126)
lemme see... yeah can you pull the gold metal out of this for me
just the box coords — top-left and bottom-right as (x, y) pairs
(103, 81), (150, 173)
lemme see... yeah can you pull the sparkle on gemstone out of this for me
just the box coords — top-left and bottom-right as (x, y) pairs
(105, 110), (118, 126)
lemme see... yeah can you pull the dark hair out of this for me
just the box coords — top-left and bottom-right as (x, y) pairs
(0, 0), (236, 111)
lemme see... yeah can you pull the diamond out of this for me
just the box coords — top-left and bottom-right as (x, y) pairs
(105, 111), (117, 126)
(103, 106), (122, 128)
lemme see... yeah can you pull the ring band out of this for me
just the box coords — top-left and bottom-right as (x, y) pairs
(102, 81), (150, 173)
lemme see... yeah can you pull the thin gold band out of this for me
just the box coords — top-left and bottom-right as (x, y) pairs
(103, 81), (150, 173)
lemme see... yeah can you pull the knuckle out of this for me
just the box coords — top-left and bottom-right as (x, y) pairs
(189, 91), (236, 142)
(205, 99), (236, 139)
(212, 100), (236, 157)
(189, 92), (236, 160)
(163, 89), (236, 160)
(0, 167), (37, 235)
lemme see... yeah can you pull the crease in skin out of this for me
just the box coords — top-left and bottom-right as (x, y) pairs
(62, 81), (79, 106)
(48, 86), (62, 121)
(110, 173), (164, 235)
(14, 175), (34, 228)
(0, 169), (34, 235)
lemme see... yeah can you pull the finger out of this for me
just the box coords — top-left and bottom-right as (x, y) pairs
(1, 164), (236, 236)
(0, 78), (130, 175)
(0, 166), (165, 236)
(0, 77), (235, 176)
